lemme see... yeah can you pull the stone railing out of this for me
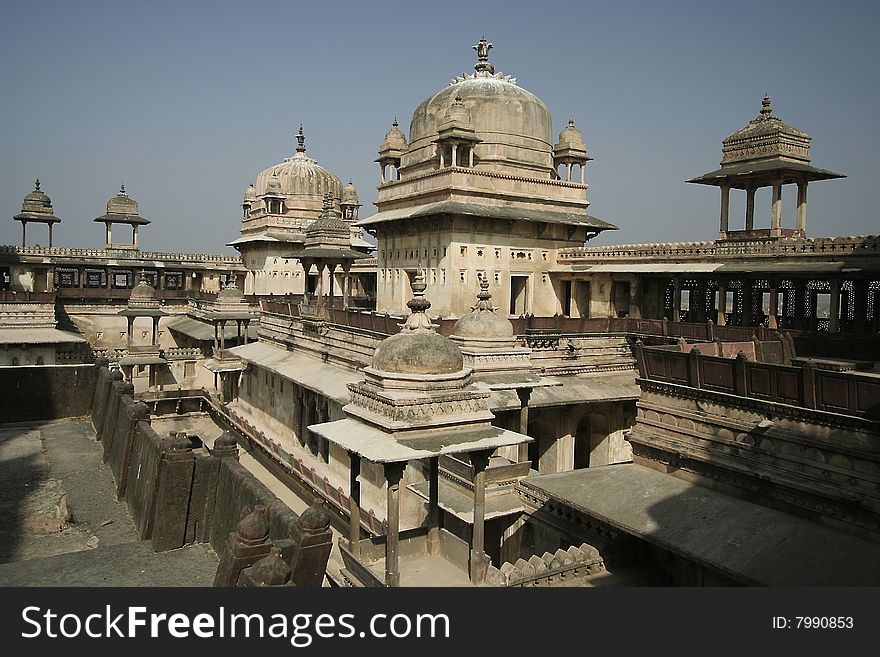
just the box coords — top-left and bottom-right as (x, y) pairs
(164, 347), (205, 360)
(0, 244), (245, 264)
(224, 407), (387, 537)
(559, 234), (880, 262)
(485, 543), (605, 587)
(634, 342), (880, 421)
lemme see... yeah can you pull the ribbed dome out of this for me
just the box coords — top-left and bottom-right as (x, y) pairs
(371, 271), (464, 375)
(342, 179), (359, 205)
(254, 126), (342, 201)
(404, 42), (554, 177)
(106, 183), (139, 215)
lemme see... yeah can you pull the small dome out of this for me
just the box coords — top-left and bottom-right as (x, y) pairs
(15, 178), (60, 223)
(214, 432), (238, 449)
(452, 279), (514, 339)
(342, 179), (359, 205)
(378, 118), (408, 155)
(254, 125), (342, 204)
(243, 184), (257, 202)
(371, 270), (464, 375)
(130, 275), (157, 299)
(441, 96), (471, 129)
(106, 183), (139, 215)
(556, 117), (586, 150)
(265, 174), (282, 195)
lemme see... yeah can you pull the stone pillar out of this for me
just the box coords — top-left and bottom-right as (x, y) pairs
(451, 143), (458, 167)
(152, 433), (196, 552)
(48, 223), (53, 248)
(745, 186), (756, 231)
(672, 277), (682, 322)
(427, 456), (440, 556)
(348, 451), (361, 557)
(342, 264), (351, 309)
(243, 320), (249, 345)
(516, 387), (532, 463)
(133, 225), (139, 249)
(21, 221), (27, 247)
(768, 280), (779, 329)
(719, 185), (730, 237)
(717, 281), (728, 326)
(219, 320), (227, 351)
(829, 278), (841, 334)
(771, 180), (783, 236)
(796, 180), (808, 234)
(580, 162), (585, 184)
(126, 316), (135, 349)
(151, 316), (159, 346)
(469, 148), (475, 168)
(383, 461), (406, 588)
(379, 163), (386, 184)
(106, 223), (112, 248)
(469, 449), (492, 585)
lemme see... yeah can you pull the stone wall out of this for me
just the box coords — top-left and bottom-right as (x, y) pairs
(0, 363), (96, 422)
(89, 365), (330, 583)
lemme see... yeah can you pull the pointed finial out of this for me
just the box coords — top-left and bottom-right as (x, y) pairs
(473, 278), (496, 312)
(119, 182), (127, 195)
(401, 266), (435, 331)
(392, 117), (398, 127)
(760, 94), (772, 118)
(296, 124), (306, 153)
(568, 116), (575, 127)
(34, 178), (41, 191)
(473, 36), (495, 74)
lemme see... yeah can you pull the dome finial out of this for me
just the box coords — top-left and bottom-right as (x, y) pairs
(34, 178), (41, 191)
(568, 116), (575, 127)
(392, 117), (398, 127)
(296, 124), (306, 153)
(760, 94), (772, 119)
(119, 182), (127, 195)
(401, 266), (435, 332)
(473, 36), (495, 74)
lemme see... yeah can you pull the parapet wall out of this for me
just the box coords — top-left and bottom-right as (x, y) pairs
(0, 363), (97, 422)
(89, 365), (331, 585)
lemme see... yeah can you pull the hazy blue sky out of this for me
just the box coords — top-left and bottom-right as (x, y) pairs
(1, 0), (877, 253)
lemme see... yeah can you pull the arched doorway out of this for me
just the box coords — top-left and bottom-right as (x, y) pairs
(574, 412), (610, 468)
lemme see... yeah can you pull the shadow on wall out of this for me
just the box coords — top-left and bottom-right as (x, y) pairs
(0, 433), (53, 564)
(0, 365), (97, 423)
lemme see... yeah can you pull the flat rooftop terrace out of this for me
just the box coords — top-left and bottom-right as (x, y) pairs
(0, 419), (218, 586)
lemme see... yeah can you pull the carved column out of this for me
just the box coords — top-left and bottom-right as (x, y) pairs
(719, 184), (730, 237)
(347, 451), (361, 557)
(427, 456), (440, 556)
(672, 277), (682, 322)
(383, 461), (406, 588)
(469, 449), (492, 585)
(516, 387), (532, 463)
(745, 186), (756, 231)
(829, 278), (841, 334)
(796, 180), (808, 234)
(771, 180), (783, 236)
(767, 279), (779, 329)
(717, 280), (728, 326)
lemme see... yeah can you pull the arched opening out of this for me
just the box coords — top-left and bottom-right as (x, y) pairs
(574, 415), (591, 469)
(574, 412), (611, 468)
